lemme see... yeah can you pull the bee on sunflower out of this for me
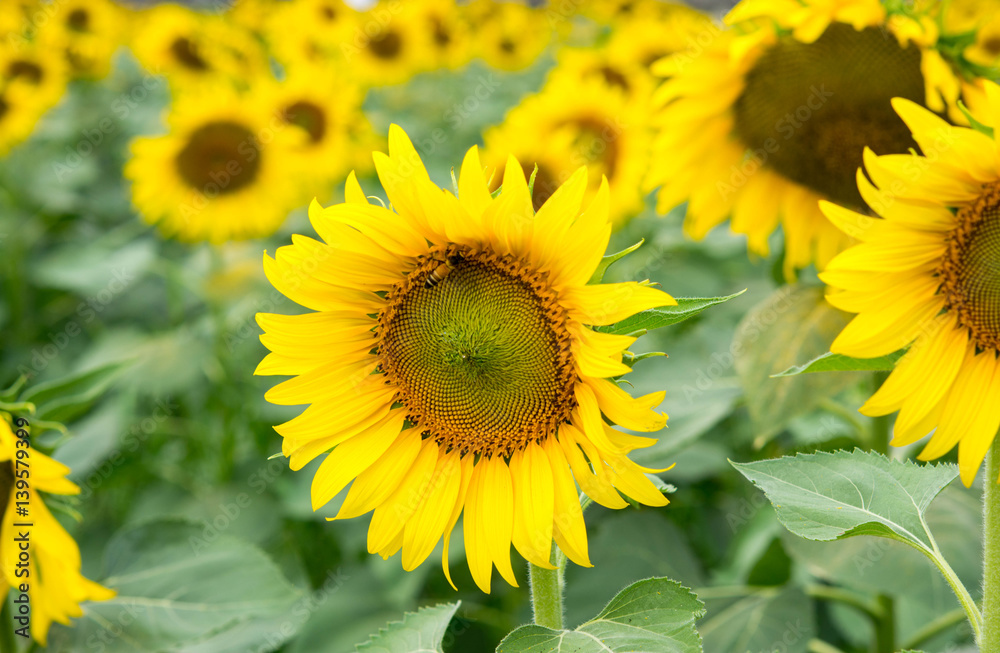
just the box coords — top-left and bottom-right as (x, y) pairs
(0, 418), (114, 645)
(125, 86), (306, 243)
(646, 0), (984, 277)
(256, 126), (674, 592)
(821, 81), (1000, 487)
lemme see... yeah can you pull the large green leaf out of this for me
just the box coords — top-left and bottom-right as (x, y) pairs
(497, 578), (704, 653)
(356, 602), (460, 653)
(772, 350), (905, 377)
(21, 359), (131, 422)
(598, 291), (746, 336)
(732, 285), (863, 442)
(731, 450), (958, 550)
(698, 586), (814, 653)
(49, 520), (307, 653)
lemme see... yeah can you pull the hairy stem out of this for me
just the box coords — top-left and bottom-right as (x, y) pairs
(982, 441), (1000, 650)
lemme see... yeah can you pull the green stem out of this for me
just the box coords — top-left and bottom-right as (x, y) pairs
(529, 544), (564, 630)
(806, 640), (846, 653)
(872, 594), (895, 653)
(983, 441), (1000, 651)
(869, 372), (890, 455)
(804, 584), (882, 621)
(924, 540), (983, 641)
(899, 608), (969, 651)
(0, 598), (17, 653)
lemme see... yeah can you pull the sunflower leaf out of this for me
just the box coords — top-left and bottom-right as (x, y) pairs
(496, 578), (704, 653)
(698, 586), (815, 653)
(588, 239), (644, 284)
(356, 602), (460, 653)
(773, 350), (905, 376)
(731, 449), (958, 552)
(597, 290), (746, 335)
(21, 358), (133, 423)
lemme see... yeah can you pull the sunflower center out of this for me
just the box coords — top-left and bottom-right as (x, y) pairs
(499, 38), (516, 54)
(432, 18), (451, 47)
(566, 116), (620, 180)
(379, 246), (576, 457)
(175, 121), (260, 194)
(170, 37), (209, 71)
(733, 24), (924, 207)
(369, 31), (402, 59)
(598, 65), (630, 92)
(940, 183), (1000, 351)
(7, 60), (43, 84)
(67, 8), (90, 32)
(283, 101), (326, 143)
(0, 96), (8, 121)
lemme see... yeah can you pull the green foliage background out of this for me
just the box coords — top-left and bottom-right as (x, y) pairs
(0, 51), (980, 653)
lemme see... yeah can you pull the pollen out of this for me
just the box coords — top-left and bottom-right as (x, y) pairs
(940, 182), (1000, 352)
(378, 245), (577, 457)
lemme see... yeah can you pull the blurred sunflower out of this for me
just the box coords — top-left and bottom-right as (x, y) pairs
(546, 46), (655, 105)
(821, 82), (1000, 486)
(131, 4), (268, 90)
(0, 419), (115, 645)
(0, 43), (67, 154)
(485, 78), (651, 225)
(419, 0), (474, 70)
(467, 0), (552, 72)
(125, 87), (305, 243)
(647, 0), (975, 277)
(341, 3), (433, 86)
(265, 0), (356, 69)
(257, 126), (674, 592)
(38, 0), (128, 79)
(605, 5), (711, 76)
(267, 64), (367, 199)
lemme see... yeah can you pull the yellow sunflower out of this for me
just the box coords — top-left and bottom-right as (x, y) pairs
(0, 418), (114, 645)
(467, 0), (553, 72)
(485, 77), (651, 226)
(125, 86), (306, 243)
(546, 46), (655, 106)
(339, 3), (434, 87)
(264, 0), (356, 69)
(256, 126), (675, 592)
(646, 0), (973, 277)
(130, 4), (269, 90)
(264, 64), (366, 200)
(820, 81), (1000, 486)
(38, 0), (129, 79)
(419, 0), (474, 70)
(0, 43), (67, 154)
(604, 3), (712, 74)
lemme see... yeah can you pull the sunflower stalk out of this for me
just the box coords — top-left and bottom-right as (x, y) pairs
(982, 441), (1000, 651)
(528, 546), (564, 631)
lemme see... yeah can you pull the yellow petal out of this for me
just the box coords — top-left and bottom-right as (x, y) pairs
(367, 438), (440, 553)
(585, 377), (667, 432)
(402, 449), (463, 571)
(510, 442), (556, 569)
(544, 437), (592, 568)
(564, 282), (676, 326)
(442, 454), (475, 591)
(334, 428), (423, 520)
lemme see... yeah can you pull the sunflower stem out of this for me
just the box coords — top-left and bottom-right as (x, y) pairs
(872, 594), (895, 653)
(982, 440), (1000, 651)
(0, 597), (16, 653)
(529, 543), (564, 631)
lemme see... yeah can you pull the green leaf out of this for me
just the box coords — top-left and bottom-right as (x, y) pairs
(497, 578), (704, 653)
(698, 586), (814, 653)
(773, 350), (905, 377)
(589, 239), (644, 284)
(356, 602), (460, 653)
(733, 284), (860, 443)
(598, 291), (746, 336)
(731, 449), (958, 551)
(55, 520), (307, 653)
(22, 359), (132, 423)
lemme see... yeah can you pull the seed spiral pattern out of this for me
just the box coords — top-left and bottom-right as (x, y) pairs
(940, 183), (1000, 352)
(378, 245), (576, 457)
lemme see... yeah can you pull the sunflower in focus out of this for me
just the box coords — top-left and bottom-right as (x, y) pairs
(485, 77), (651, 226)
(257, 126), (674, 592)
(646, 0), (975, 277)
(821, 82), (1000, 486)
(131, 4), (268, 90)
(0, 419), (114, 645)
(125, 87), (306, 243)
(38, 0), (128, 79)
(468, 0), (552, 72)
(266, 65), (367, 200)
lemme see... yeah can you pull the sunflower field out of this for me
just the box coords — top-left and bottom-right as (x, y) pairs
(3, 0), (1000, 651)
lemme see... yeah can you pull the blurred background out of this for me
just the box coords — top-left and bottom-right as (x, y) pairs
(0, 0), (982, 652)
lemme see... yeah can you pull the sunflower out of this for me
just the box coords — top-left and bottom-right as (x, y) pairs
(820, 81), (1000, 486)
(130, 4), (268, 90)
(604, 5), (712, 76)
(0, 418), (114, 645)
(419, 0), (474, 70)
(125, 86), (306, 243)
(264, 0), (356, 69)
(485, 77), (652, 226)
(263, 64), (366, 200)
(339, 3), (434, 87)
(646, 0), (974, 277)
(546, 46), (655, 106)
(467, 0), (553, 72)
(256, 126), (674, 592)
(0, 43), (68, 154)
(38, 0), (128, 79)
